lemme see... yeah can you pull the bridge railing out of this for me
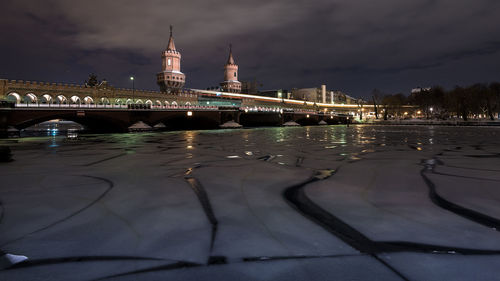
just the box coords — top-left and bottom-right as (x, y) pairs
(12, 103), (220, 110)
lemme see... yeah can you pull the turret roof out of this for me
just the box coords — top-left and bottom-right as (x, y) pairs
(167, 25), (176, 51)
(226, 44), (235, 65)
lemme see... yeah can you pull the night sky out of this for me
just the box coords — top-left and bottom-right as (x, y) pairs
(1, 0), (500, 98)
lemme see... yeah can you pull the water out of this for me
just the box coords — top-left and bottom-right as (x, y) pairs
(1, 125), (500, 281)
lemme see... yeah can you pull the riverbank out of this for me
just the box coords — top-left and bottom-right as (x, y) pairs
(360, 118), (500, 126)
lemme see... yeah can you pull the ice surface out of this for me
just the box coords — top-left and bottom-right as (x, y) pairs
(380, 252), (500, 281)
(99, 255), (404, 281)
(305, 153), (500, 249)
(1, 125), (500, 280)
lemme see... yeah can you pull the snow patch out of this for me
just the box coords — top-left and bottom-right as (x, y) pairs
(220, 120), (242, 128)
(0, 253), (28, 269)
(129, 121), (152, 132)
(283, 121), (300, 126)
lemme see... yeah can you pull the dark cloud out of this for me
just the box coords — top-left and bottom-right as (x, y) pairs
(1, 0), (499, 97)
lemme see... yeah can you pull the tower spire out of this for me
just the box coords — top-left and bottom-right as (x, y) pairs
(227, 43), (235, 65)
(167, 25), (176, 51)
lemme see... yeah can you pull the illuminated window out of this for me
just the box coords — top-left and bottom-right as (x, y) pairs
(168, 58), (172, 66)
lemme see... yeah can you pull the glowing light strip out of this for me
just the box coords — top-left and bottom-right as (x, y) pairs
(191, 89), (359, 108)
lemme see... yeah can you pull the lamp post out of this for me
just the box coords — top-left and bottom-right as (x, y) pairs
(130, 76), (135, 104)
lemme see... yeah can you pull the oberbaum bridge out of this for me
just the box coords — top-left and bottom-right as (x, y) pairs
(0, 27), (367, 136)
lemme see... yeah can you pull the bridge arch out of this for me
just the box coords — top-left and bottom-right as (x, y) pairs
(135, 99), (144, 104)
(40, 94), (52, 104)
(145, 100), (153, 106)
(23, 93), (37, 104)
(171, 101), (178, 107)
(164, 101), (169, 107)
(126, 99), (133, 105)
(185, 102), (191, 106)
(55, 95), (68, 104)
(115, 99), (123, 105)
(10, 111), (131, 133)
(83, 96), (94, 105)
(155, 100), (162, 107)
(7, 92), (21, 103)
(70, 96), (81, 105)
(100, 97), (110, 105)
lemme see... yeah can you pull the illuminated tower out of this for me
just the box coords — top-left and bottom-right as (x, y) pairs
(220, 44), (241, 93)
(157, 26), (186, 92)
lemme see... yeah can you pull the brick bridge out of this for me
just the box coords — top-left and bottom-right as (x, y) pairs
(0, 79), (356, 136)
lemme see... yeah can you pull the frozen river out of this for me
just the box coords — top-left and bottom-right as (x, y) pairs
(1, 125), (500, 281)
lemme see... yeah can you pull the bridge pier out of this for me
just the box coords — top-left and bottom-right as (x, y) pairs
(219, 110), (240, 124)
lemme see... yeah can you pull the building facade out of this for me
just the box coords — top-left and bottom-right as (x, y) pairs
(157, 26), (186, 92)
(291, 85), (358, 105)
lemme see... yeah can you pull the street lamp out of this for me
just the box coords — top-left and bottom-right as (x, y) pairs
(130, 76), (135, 104)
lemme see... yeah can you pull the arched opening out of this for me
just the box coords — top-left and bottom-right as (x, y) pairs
(185, 102), (192, 106)
(135, 99), (144, 104)
(83, 96), (94, 105)
(172, 101), (178, 107)
(70, 96), (81, 105)
(15, 112), (130, 134)
(164, 101), (170, 107)
(115, 99), (123, 105)
(100, 97), (110, 105)
(7, 92), (21, 103)
(145, 100), (153, 106)
(55, 95), (68, 104)
(23, 93), (37, 104)
(156, 100), (162, 107)
(126, 99), (133, 105)
(22, 119), (85, 137)
(40, 94), (52, 104)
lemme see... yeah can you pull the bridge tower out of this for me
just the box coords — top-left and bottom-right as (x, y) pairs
(220, 44), (241, 93)
(157, 26), (186, 93)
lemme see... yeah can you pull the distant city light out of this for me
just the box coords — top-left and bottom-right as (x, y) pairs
(130, 76), (134, 81)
